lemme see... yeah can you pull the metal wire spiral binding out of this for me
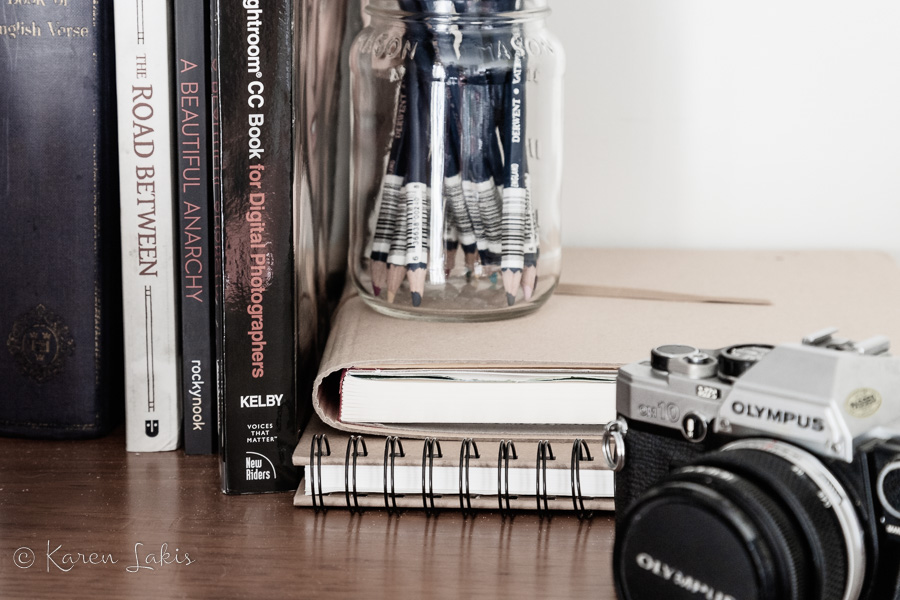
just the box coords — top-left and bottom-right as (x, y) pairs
(344, 435), (368, 512)
(310, 434), (330, 512)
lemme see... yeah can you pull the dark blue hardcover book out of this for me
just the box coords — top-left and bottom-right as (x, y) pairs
(174, 0), (217, 455)
(0, 0), (122, 438)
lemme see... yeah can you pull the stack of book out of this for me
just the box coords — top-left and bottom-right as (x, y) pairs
(111, 0), (358, 493)
(291, 248), (900, 513)
(2, 0), (357, 495)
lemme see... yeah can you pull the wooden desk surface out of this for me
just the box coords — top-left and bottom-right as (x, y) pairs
(0, 430), (617, 598)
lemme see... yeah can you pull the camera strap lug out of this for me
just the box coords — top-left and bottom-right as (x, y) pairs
(602, 419), (628, 472)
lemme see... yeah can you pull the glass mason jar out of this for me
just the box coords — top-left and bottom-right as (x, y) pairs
(349, 0), (564, 320)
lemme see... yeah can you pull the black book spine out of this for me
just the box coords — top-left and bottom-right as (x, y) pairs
(209, 0), (226, 466)
(174, 0), (217, 455)
(215, 0), (297, 492)
(0, 0), (122, 437)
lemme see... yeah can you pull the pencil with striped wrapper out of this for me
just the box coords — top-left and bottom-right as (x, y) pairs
(499, 18), (528, 306)
(369, 75), (410, 297)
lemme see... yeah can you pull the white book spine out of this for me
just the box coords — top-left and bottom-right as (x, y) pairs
(115, 0), (181, 452)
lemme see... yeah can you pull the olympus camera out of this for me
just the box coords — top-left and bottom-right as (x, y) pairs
(609, 328), (900, 600)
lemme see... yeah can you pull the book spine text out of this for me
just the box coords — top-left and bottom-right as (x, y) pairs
(174, 0), (216, 455)
(216, 0), (297, 492)
(114, 0), (181, 452)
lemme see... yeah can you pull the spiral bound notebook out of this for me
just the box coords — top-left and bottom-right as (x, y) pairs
(293, 415), (615, 515)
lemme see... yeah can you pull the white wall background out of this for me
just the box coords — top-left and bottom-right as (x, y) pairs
(549, 2), (900, 255)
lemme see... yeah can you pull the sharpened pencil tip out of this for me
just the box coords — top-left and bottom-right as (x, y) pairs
(411, 292), (422, 307)
(507, 293), (516, 306)
(373, 285), (381, 297)
(522, 286), (533, 301)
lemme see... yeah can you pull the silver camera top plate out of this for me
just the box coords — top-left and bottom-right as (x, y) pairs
(617, 340), (900, 462)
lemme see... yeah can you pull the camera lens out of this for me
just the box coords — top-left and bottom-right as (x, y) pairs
(613, 439), (865, 600)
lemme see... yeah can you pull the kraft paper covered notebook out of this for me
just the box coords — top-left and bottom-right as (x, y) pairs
(296, 249), (900, 512)
(310, 248), (900, 441)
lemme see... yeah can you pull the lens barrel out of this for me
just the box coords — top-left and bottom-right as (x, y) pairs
(613, 440), (865, 600)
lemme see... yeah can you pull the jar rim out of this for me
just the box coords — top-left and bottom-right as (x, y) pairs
(365, 1), (551, 23)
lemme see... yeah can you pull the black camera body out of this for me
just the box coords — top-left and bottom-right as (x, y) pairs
(610, 330), (900, 600)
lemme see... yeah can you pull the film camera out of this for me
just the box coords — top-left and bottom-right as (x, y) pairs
(609, 328), (900, 600)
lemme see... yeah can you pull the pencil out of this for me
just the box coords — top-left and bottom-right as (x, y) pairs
(386, 187), (409, 303)
(369, 76), (409, 297)
(402, 53), (430, 307)
(442, 84), (480, 277)
(443, 210), (458, 276)
(521, 174), (539, 301)
(442, 152), (468, 276)
(484, 74), (506, 269)
(499, 10), (528, 306)
(383, 35), (419, 303)
(460, 79), (501, 270)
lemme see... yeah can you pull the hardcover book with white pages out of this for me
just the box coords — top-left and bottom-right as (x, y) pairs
(339, 369), (617, 425)
(311, 248), (900, 442)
